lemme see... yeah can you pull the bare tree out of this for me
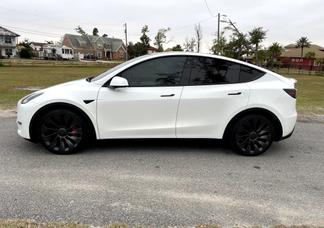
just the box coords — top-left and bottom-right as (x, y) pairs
(183, 38), (196, 52)
(154, 27), (170, 52)
(75, 26), (86, 36)
(194, 23), (202, 53)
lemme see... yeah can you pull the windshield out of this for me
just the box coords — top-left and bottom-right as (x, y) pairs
(90, 55), (148, 82)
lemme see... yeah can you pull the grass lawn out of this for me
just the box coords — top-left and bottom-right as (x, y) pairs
(292, 74), (324, 115)
(0, 66), (107, 109)
(0, 65), (323, 115)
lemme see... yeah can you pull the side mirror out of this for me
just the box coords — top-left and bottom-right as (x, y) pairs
(109, 76), (129, 88)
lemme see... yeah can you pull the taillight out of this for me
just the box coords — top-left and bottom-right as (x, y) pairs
(283, 89), (296, 99)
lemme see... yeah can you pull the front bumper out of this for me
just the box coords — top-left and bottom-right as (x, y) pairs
(16, 101), (36, 139)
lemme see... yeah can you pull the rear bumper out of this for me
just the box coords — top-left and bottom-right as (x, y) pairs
(279, 126), (295, 141)
(281, 112), (297, 137)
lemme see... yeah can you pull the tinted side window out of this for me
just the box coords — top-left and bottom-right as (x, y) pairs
(188, 57), (240, 85)
(120, 57), (187, 87)
(239, 65), (265, 82)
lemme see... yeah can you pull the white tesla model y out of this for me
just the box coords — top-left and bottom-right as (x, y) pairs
(17, 53), (297, 156)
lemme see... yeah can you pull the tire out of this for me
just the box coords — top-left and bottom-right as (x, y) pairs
(39, 109), (87, 154)
(229, 114), (274, 156)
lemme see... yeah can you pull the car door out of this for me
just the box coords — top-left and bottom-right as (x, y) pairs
(97, 56), (188, 139)
(176, 56), (250, 139)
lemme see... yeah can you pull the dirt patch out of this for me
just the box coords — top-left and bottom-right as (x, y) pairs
(0, 109), (16, 118)
(298, 113), (324, 123)
(15, 86), (43, 91)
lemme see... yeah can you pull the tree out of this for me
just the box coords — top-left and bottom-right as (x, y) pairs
(210, 31), (227, 55)
(102, 34), (108, 38)
(183, 38), (196, 52)
(154, 27), (170, 52)
(18, 39), (33, 59)
(140, 25), (150, 48)
(255, 49), (267, 66)
(171, 44), (183, 51)
(249, 27), (267, 65)
(127, 42), (147, 59)
(224, 32), (250, 60)
(194, 23), (202, 53)
(75, 26), (86, 35)
(305, 51), (315, 59)
(93, 28), (99, 36)
(267, 42), (283, 66)
(296, 37), (311, 57)
(268, 42), (283, 59)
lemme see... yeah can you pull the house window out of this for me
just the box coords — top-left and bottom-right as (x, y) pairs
(5, 36), (12, 44)
(5, 48), (13, 56)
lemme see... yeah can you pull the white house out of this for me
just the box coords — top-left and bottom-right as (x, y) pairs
(43, 44), (74, 60)
(0, 26), (19, 58)
(30, 42), (47, 58)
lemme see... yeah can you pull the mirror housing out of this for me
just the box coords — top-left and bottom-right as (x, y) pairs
(109, 76), (129, 88)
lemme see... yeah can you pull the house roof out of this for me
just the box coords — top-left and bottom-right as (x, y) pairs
(0, 26), (19, 37)
(64, 34), (124, 52)
(30, 42), (47, 46)
(281, 44), (324, 58)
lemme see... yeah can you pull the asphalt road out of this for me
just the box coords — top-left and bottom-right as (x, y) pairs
(0, 117), (323, 226)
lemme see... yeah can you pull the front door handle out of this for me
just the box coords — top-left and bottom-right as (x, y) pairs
(160, 94), (175, 97)
(228, 92), (242, 96)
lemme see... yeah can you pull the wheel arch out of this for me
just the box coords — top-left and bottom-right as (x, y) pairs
(223, 108), (283, 141)
(29, 102), (97, 142)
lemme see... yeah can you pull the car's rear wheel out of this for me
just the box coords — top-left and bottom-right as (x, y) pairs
(230, 114), (274, 156)
(39, 109), (86, 154)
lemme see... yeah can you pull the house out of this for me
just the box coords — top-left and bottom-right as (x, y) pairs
(62, 34), (126, 61)
(43, 44), (74, 60)
(147, 46), (158, 54)
(280, 44), (324, 70)
(30, 42), (47, 58)
(0, 26), (19, 58)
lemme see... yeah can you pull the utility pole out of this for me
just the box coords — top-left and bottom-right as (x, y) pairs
(217, 13), (220, 50)
(124, 23), (128, 61)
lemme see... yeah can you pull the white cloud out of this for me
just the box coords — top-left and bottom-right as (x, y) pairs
(0, 0), (323, 52)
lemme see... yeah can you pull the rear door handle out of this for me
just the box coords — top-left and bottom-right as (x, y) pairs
(228, 92), (242, 96)
(160, 94), (175, 97)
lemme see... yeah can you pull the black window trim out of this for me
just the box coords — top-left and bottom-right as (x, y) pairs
(103, 55), (266, 87)
(186, 56), (266, 86)
(105, 55), (190, 88)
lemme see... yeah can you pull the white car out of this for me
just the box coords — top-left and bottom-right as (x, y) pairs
(17, 53), (297, 156)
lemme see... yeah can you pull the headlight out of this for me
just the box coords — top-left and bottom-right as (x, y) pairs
(21, 92), (44, 104)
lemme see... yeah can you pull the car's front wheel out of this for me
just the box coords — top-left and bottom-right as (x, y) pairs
(230, 114), (274, 156)
(39, 109), (86, 154)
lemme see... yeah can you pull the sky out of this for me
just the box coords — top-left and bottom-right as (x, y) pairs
(0, 0), (323, 52)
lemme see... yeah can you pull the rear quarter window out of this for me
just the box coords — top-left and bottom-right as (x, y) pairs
(239, 65), (265, 82)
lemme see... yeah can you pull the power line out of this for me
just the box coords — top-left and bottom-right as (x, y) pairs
(171, 17), (214, 33)
(203, 0), (216, 17)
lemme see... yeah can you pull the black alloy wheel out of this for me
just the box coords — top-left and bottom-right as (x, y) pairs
(40, 109), (84, 154)
(231, 115), (274, 156)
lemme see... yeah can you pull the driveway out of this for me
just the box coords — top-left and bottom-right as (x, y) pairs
(0, 117), (323, 226)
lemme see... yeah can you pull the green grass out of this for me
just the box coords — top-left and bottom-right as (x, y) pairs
(0, 66), (323, 115)
(290, 74), (324, 114)
(0, 66), (107, 109)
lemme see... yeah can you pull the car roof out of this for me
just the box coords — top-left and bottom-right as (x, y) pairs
(143, 52), (265, 70)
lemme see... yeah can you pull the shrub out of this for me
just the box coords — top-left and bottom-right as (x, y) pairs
(19, 48), (33, 59)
